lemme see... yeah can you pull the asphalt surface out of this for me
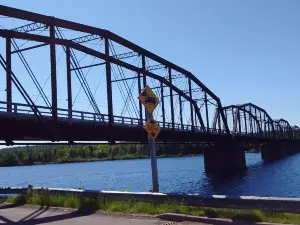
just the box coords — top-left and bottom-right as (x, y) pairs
(0, 203), (289, 225)
(0, 203), (206, 224)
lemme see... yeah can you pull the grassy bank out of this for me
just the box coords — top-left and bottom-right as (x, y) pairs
(0, 144), (205, 167)
(3, 192), (300, 224)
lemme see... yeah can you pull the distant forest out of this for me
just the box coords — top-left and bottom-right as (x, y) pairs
(0, 143), (258, 167)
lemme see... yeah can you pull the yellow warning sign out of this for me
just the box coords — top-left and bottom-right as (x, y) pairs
(144, 118), (161, 140)
(138, 85), (159, 114)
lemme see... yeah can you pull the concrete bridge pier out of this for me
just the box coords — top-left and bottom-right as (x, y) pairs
(204, 139), (247, 175)
(281, 142), (300, 157)
(260, 141), (283, 161)
(260, 141), (300, 161)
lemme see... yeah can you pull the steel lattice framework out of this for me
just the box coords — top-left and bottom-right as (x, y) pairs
(0, 5), (298, 145)
(220, 103), (297, 140)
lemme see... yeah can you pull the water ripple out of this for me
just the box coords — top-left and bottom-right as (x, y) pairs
(0, 153), (299, 197)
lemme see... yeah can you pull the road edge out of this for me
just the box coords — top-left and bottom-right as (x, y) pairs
(156, 213), (296, 225)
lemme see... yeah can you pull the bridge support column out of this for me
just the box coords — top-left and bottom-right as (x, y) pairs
(261, 141), (285, 161)
(261, 141), (300, 161)
(204, 139), (247, 175)
(283, 142), (300, 156)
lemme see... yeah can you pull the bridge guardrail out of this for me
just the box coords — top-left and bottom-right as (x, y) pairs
(0, 186), (300, 213)
(0, 101), (230, 134)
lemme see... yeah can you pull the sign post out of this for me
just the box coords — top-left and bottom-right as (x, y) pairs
(148, 112), (159, 192)
(138, 85), (160, 192)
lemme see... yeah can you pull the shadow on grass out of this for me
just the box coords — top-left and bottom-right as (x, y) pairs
(0, 195), (26, 210)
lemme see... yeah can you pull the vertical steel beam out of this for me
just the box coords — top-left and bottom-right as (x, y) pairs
(222, 110), (227, 133)
(188, 78), (195, 131)
(142, 55), (147, 121)
(195, 110), (197, 128)
(259, 111), (262, 135)
(137, 72), (143, 125)
(217, 110), (221, 133)
(50, 26), (57, 119)
(238, 110), (242, 133)
(249, 106), (253, 134)
(66, 47), (72, 119)
(168, 68), (175, 129)
(204, 93), (209, 131)
(233, 108), (239, 133)
(160, 82), (165, 128)
(264, 114), (267, 137)
(6, 38), (12, 113)
(105, 38), (114, 124)
(212, 109), (218, 131)
(254, 108), (258, 134)
(232, 108), (235, 130)
(179, 95), (183, 129)
(243, 109), (247, 134)
(268, 122), (271, 138)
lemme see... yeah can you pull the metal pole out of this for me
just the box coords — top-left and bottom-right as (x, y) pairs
(148, 112), (159, 193)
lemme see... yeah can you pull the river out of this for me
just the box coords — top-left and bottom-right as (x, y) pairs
(0, 153), (299, 197)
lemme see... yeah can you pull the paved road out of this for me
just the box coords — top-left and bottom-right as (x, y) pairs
(0, 204), (289, 225)
(0, 204), (206, 224)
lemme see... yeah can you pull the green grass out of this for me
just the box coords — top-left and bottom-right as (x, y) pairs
(3, 191), (300, 224)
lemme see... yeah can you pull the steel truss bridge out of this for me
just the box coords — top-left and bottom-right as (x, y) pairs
(0, 5), (299, 146)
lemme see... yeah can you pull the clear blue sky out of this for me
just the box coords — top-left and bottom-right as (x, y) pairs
(1, 0), (300, 125)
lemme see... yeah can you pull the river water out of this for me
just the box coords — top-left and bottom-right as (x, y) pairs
(0, 153), (299, 197)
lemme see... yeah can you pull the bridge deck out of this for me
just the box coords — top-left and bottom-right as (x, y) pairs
(0, 101), (290, 144)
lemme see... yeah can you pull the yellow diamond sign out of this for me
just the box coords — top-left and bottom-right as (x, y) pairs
(138, 85), (159, 114)
(144, 118), (161, 140)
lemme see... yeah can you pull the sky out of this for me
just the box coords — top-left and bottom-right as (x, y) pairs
(0, 0), (300, 126)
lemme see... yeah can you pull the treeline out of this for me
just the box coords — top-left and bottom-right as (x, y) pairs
(0, 144), (206, 167)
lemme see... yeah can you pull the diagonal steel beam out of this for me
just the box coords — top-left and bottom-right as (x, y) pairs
(12, 22), (47, 33)
(71, 34), (102, 44)
(0, 5), (229, 134)
(113, 51), (139, 60)
(0, 29), (207, 131)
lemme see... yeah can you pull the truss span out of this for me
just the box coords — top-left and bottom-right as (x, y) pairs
(0, 5), (230, 138)
(220, 103), (296, 140)
(0, 5), (298, 144)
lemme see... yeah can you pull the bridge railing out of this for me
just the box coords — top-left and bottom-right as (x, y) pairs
(0, 101), (296, 140)
(0, 101), (221, 133)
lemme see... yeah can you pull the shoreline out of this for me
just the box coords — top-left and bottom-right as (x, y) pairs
(0, 151), (260, 168)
